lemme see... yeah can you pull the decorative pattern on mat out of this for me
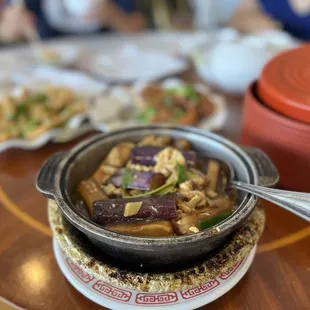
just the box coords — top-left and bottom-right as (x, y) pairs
(58, 249), (251, 306)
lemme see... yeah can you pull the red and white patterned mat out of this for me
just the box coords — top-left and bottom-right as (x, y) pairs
(53, 238), (256, 310)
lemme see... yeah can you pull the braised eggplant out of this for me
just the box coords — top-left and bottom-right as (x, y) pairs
(131, 146), (196, 167)
(93, 193), (177, 225)
(78, 137), (236, 237)
(109, 168), (165, 190)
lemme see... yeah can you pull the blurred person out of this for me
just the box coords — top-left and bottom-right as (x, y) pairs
(190, 0), (240, 30)
(0, 0), (146, 42)
(190, 0), (310, 40)
(229, 0), (310, 39)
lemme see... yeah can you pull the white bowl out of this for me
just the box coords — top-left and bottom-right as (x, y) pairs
(196, 42), (271, 94)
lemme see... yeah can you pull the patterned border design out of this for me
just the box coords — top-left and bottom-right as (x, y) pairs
(135, 292), (178, 305)
(66, 258), (94, 284)
(92, 281), (132, 302)
(219, 259), (243, 280)
(180, 279), (220, 300)
(65, 255), (247, 306)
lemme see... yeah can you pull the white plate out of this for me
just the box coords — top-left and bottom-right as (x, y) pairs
(53, 238), (256, 310)
(83, 45), (188, 82)
(34, 45), (80, 67)
(12, 67), (107, 97)
(131, 31), (212, 55)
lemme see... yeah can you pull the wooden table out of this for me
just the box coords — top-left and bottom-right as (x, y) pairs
(0, 41), (309, 310)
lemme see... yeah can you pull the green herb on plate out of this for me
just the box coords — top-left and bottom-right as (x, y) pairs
(25, 120), (38, 131)
(20, 120), (39, 138)
(34, 93), (48, 104)
(60, 106), (73, 119)
(174, 107), (186, 120)
(183, 84), (199, 105)
(137, 107), (157, 123)
(167, 84), (195, 97)
(183, 84), (196, 97)
(163, 94), (173, 107)
(6, 113), (16, 121)
(15, 103), (29, 118)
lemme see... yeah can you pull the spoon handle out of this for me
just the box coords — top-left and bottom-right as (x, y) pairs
(232, 182), (310, 222)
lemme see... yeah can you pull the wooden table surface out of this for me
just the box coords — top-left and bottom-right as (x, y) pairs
(0, 68), (309, 310)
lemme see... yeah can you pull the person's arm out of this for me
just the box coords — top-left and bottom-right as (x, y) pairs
(105, 1), (146, 32)
(84, 0), (146, 33)
(227, 0), (281, 33)
(0, 5), (35, 43)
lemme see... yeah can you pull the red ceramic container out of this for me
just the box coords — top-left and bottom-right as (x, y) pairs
(241, 82), (310, 192)
(258, 45), (310, 124)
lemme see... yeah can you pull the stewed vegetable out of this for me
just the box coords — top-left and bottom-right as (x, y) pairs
(78, 136), (236, 237)
(93, 193), (177, 225)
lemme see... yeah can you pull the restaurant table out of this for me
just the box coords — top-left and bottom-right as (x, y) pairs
(0, 34), (309, 310)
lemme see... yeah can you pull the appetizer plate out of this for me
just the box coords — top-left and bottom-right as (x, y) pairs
(0, 69), (107, 152)
(54, 238), (256, 310)
(89, 79), (227, 132)
(0, 113), (91, 153)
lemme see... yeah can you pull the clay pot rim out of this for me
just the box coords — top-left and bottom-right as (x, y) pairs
(246, 82), (310, 132)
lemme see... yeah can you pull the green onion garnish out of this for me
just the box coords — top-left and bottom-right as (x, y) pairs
(199, 212), (232, 230)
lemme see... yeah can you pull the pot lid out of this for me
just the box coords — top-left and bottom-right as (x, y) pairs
(258, 45), (310, 124)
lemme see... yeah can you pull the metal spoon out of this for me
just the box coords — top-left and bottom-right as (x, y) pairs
(225, 161), (310, 222)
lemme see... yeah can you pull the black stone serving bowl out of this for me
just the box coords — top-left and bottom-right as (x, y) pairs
(36, 125), (278, 268)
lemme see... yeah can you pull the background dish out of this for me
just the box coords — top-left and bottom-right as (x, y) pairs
(89, 79), (227, 132)
(0, 68), (108, 152)
(0, 84), (94, 152)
